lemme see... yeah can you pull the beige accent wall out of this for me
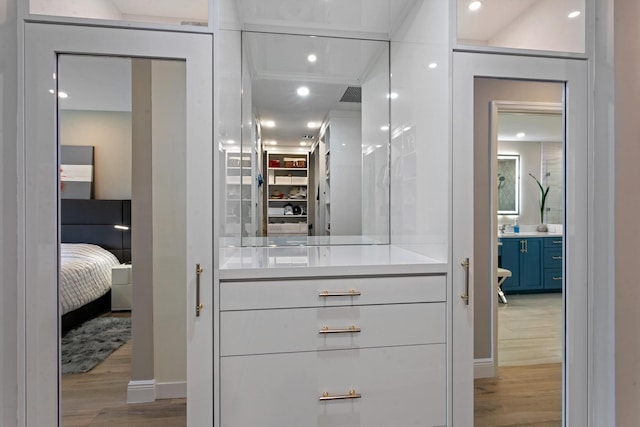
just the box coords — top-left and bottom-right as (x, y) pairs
(130, 58), (155, 384)
(151, 60), (187, 389)
(60, 110), (132, 199)
(473, 79), (563, 360)
(615, 0), (640, 423)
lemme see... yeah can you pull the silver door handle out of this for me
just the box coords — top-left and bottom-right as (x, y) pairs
(460, 257), (470, 305)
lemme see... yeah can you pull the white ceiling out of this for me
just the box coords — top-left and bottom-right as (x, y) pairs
(498, 112), (563, 142)
(245, 32), (387, 148)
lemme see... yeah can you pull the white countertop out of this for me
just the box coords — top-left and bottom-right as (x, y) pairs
(219, 245), (448, 280)
(498, 231), (562, 238)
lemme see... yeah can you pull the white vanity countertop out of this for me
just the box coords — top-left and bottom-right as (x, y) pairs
(219, 245), (448, 280)
(498, 231), (562, 238)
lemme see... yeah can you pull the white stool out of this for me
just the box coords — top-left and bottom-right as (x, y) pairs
(497, 267), (511, 304)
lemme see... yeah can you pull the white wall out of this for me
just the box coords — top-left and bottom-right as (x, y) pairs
(60, 110), (132, 199)
(0, 0), (18, 425)
(592, 0), (616, 423)
(217, 29), (242, 243)
(328, 111), (362, 236)
(151, 60), (187, 392)
(390, 0), (449, 260)
(361, 43), (389, 240)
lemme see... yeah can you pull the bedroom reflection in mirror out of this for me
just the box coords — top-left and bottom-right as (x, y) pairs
(58, 55), (188, 424)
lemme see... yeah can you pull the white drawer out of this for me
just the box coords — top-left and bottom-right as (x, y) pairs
(221, 303), (445, 356)
(221, 344), (446, 427)
(220, 275), (446, 311)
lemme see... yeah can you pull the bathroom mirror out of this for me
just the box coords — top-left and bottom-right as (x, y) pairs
(229, 32), (391, 246)
(497, 154), (520, 215)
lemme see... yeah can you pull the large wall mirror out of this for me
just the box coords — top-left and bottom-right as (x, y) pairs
(225, 31), (391, 246)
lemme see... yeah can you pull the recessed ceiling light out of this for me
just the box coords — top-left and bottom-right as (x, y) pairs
(404, 126), (412, 132)
(58, 92), (69, 99)
(516, 132), (526, 138)
(376, 145), (383, 148)
(307, 121), (320, 129)
(568, 10), (581, 19)
(297, 86), (310, 97)
(268, 140), (278, 145)
(49, 89), (54, 94)
(428, 63), (438, 69)
(262, 120), (276, 128)
(300, 141), (308, 146)
(386, 92), (399, 99)
(307, 54), (317, 63)
(380, 125), (390, 131)
(227, 140), (236, 144)
(468, 1), (482, 11)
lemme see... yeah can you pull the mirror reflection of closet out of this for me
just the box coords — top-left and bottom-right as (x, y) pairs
(231, 32), (391, 246)
(58, 55), (188, 424)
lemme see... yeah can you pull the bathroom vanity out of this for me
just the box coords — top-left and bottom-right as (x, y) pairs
(498, 232), (563, 293)
(218, 245), (448, 426)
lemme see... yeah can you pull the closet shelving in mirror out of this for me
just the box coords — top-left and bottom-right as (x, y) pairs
(225, 150), (252, 231)
(265, 150), (309, 236)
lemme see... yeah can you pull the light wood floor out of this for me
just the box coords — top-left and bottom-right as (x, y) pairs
(475, 293), (563, 426)
(62, 340), (186, 426)
(498, 293), (562, 367)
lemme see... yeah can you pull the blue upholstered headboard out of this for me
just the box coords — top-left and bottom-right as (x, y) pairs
(60, 199), (131, 263)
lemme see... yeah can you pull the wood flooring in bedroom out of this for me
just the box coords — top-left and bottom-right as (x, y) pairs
(62, 319), (186, 426)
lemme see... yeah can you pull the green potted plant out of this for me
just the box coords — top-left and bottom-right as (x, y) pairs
(529, 173), (549, 232)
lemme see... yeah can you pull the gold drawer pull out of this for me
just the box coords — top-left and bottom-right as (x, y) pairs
(553, 276), (563, 281)
(319, 389), (361, 401)
(319, 325), (361, 334)
(552, 256), (563, 260)
(319, 289), (361, 297)
(552, 240), (563, 244)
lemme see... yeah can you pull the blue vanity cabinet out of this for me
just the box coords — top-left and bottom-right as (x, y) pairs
(499, 237), (543, 293)
(499, 238), (521, 292)
(543, 237), (563, 290)
(499, 236), (563, 293)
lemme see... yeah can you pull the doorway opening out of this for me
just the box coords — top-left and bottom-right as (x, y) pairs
(57, 54), (188, 425)
(472, 79), (565, 426)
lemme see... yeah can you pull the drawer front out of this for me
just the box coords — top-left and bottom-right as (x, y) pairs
(543, 247), (563, 268)
(221, 345), (446, 427)
(544, 237), (563, 248)
(221, 303), (445, 356)
(220, 275), (446, 311)
(544, 269), (563, 290)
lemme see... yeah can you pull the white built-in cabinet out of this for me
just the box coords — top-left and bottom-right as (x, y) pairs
(317, 111), (362, 236)
(218, 271), (447, 426)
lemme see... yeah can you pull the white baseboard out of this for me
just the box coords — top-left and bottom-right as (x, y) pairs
(127, 379), (156, 403)
(156, 381), (187, 399)
(474, 358), (495, 378)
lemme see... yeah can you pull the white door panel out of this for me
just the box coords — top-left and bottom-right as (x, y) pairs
(452, 52), (588, 426)
(24, 23), (212, 426)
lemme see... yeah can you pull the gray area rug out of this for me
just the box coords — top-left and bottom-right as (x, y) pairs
(61, 316), (131, 375)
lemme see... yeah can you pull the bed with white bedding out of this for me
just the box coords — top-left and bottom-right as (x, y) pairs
(60, 243), (120, 316)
